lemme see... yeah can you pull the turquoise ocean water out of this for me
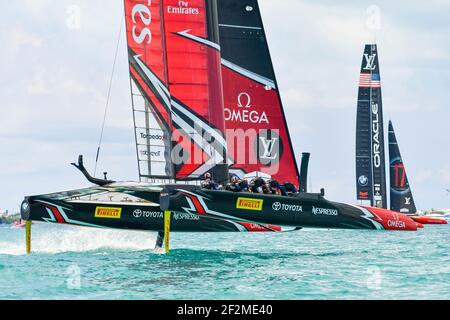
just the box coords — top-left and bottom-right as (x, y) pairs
(0, 223), (449, 300)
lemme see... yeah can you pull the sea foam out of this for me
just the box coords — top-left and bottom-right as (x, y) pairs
(0, 224), (157, 255)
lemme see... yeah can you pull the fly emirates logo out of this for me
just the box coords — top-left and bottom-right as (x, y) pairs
(167, 1), (200, 15)
(130, 0), (199, 46)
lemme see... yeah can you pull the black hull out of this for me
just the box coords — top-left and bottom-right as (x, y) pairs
(160, 188), (418, 231)
(20, 186), (291, 233)
(20, 184), (417, 233)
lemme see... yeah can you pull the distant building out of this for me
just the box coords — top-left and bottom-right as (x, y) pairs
(429, 208), (450, 214)
(424, 209), (450, 219)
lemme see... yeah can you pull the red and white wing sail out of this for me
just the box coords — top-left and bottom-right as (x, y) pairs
(125, 0), (228, 181)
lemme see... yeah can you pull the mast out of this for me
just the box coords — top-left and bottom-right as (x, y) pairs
(356, 44), (387, 208)
(299, 153), (311, 193)
(389, 121), (417, 215)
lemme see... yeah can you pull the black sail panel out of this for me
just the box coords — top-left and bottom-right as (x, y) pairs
(356, 44), (387, 208)
(389, 121), (417, 214)
(217, 0), (301, 186)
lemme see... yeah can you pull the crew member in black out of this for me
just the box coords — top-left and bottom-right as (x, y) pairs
(282, 182), (299, 195)
(239, 179), (250, 192)
(251, 178), (271, 194)
(269, 180), (283, 196)
(226, 176), (242, 192)
(201, 173), (221, 191)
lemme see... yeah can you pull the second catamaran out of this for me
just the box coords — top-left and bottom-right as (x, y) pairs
(389, 121), (447, 225)
(389, 121), (417, 215)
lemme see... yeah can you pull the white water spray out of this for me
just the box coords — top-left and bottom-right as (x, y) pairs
(0, 224), (157, 256)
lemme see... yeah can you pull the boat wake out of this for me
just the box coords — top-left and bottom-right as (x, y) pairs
(0, 224), (158, 256)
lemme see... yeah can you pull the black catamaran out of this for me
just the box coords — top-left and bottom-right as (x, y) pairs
(388, 121), (417, 215)
(21, 0), (293, 236)
(356, 44), (388, 209)
(388, 121), (447, 225)
(354, 44), (445, 226)
(21, 1), (419, 255)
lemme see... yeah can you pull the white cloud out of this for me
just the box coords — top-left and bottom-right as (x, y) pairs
(9, 30), (43, 49)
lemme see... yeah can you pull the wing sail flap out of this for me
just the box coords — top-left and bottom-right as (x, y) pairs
(389, 121), (417, 214)
(218, 0), (300, 186)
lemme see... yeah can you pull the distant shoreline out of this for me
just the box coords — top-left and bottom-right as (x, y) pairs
(0, 214), (20, 225)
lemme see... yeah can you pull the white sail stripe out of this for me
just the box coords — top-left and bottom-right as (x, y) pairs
(171, 112), (225, 176)
(219, 24), (262, 30)
(221, 58), (276, 89)
(171, 100), (228, 148)
(133, 55), (171, 109)
(171, 112), (207, 154)
(176, 30), (221, 51)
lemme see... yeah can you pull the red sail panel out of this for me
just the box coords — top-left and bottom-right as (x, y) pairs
(222, 69), (298, 184)
(162, 0), (228, 180)
(124, 0), (171, 126)
(218, 0), (300, 185)
(164, 0), (209, 118)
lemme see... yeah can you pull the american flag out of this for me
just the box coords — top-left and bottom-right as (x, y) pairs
(359, 73), (381, 88)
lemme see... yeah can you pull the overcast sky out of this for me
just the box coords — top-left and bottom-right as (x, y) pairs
(1, 0), (450, 213)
